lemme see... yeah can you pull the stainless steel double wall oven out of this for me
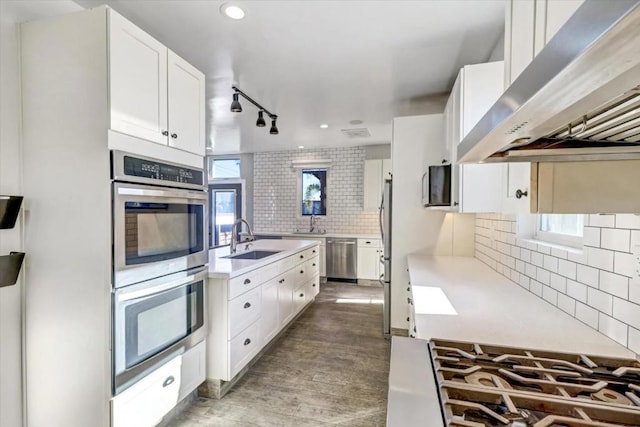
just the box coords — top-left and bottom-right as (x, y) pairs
(111, 151), (208, 394)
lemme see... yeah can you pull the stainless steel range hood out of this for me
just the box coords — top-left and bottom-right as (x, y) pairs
(458, 0), (640, 164)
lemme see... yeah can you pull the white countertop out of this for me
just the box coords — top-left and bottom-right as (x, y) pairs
(208, 239), (319, 279)
(407, 254), (636, 358)
(253, 231), (382, 240)
(387, 254), (638, 427)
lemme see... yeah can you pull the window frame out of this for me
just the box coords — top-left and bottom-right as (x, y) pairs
(207, 157), (241, 180)
(296, 168), (328, 218)
(534, 214), (585, 248)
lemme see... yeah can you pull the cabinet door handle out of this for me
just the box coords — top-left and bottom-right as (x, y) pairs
(162, 376), (175, 388)
(300, 254), (304, 259)
(161, 130), (169, 136)
(243, 302), (251, 309)
(244, 338), (251, 346)
(312, 283), (316, 287)
(366, 241), (371, 244)
(515, 189), (528, 199)
(406, 317), (410, 322)
(279, 278), (285, 284)
(299, 293), (304, 298)
(312, 249), (316, 253)
(300, 270), (304, 274)
(244, 278), (251, 285)
(170, 133), (178, 139)
(407, 297), (412, 305)
(312, 263), (316, 267)
(406, 287), (410, 292)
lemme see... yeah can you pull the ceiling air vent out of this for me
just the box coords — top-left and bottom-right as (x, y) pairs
(341, 128), (371, 138)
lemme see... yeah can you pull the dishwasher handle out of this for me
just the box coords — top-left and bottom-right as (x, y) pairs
(326, 241), (356, 245)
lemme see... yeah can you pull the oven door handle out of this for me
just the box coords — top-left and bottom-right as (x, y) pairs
(117, 186), (208, 201)
(116, 267), (207, 302)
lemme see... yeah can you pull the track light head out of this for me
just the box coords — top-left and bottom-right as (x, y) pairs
(269, 119), (279, 135)
(256, 110), (266, 127)
(230, 93), (242, 112)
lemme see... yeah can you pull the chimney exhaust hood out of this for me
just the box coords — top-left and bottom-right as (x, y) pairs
(458, 0), (640, 164)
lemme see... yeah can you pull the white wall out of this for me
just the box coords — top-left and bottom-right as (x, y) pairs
(476, 213), (640, 356)
(253, 146), (382, 234)
(0, 3), (82, 427)
(390, 115), (475, 329)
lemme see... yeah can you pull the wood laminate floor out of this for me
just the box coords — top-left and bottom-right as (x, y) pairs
(168, 281), (390, 426)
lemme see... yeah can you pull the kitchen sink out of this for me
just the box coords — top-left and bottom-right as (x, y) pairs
(223, 250), (281, 260)
(292, 230), (327, 235)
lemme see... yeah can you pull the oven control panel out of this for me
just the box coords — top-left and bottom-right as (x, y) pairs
(112, 152), (205, 188)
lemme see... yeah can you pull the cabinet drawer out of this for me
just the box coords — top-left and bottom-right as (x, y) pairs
(228, 262), (278, 300)
(293, 256), (318, 284)
(112, 355), (181, 427)
(293, 283), (308, 312)
(229, 320), (261, 378)
(297, 246), (320, 264)
(308, 277), (320, 299)
(229, 286), (262, 339)
(358, 238), (381, 248)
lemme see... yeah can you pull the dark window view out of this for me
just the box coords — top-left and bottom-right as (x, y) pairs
(301, 169), (327, 216)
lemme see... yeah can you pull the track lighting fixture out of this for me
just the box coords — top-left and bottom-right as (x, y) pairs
(230, 92), (242, 112)
(230, 85), (279, 134)
(256, 110), (266, 127)
(269, 119), (279, 135)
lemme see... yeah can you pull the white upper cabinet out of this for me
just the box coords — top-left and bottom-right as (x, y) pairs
(167, 51), (206, 155)
(443, 61), (504, 213)
(363, 158), (391, 211)
(109, 10), (205, 156)
(109, 11), (168, 145)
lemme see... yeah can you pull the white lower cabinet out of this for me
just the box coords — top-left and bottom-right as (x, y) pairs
(178, 341), (206, 402)
(207, 245), (321, 383)
(357, 238), (382, 280)
(111, 356), (181, 427)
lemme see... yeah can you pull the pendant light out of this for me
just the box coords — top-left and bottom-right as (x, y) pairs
(256, 110), (266, 127)
(230, 92), (242, 112)
(230, 85), (279, 135)
(269, 119), (279, 135)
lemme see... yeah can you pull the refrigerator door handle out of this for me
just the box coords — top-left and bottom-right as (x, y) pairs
(379, 192), (384, 245)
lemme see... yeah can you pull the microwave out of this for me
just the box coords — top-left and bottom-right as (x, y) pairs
(422, 164), (451, 207)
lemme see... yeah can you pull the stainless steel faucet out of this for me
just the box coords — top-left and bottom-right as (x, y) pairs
(309, 214), (317, 232)
(230, 218), (255, 253)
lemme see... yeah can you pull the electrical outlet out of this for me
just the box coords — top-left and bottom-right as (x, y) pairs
(632, 244), (640, 284)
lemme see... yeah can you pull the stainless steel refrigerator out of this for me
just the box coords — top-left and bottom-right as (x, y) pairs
(379, 178), (392, 338)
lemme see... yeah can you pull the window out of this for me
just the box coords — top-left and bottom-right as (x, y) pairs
(535, 214), (584, 247)
(208, 158), (240, 180)
(300, 169), (327, 216)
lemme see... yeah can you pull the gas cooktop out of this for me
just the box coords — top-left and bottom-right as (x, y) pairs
(429, 339), (640, 426)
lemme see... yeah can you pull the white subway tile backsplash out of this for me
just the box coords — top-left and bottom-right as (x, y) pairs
(586, 247), (614, 272)
(616, 214), (640, 230)
(589, 214), (615, 228)
(558, 294), (575, 316)
(613, 298), (640, 330)
(587, 288), (613, 315)
(601, 228), (631, 252)
(530, 280), (543, 297)
(576, 302), (599, 329)
(599, 271), (629, 299)
(550, 273), (567, 293)
(614, 251), (635, 278)
(557, 259), (577, 280)
(598, 313), (628, 346)
(583, 227), (601, 247)
(476, 214), (640, 355)
(531, 252), (544, 267)
(542, 286), (558, 305)
(576, 264), (599, 288)
(543, 255), (559, 273)
(537, 268), (551, 285)
(567, 280), (587, 303)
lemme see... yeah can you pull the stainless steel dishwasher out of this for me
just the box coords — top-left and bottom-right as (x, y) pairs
(326, 238), (357, 282)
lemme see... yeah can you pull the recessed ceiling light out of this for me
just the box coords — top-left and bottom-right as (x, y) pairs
(298, 145), (305, 149)
(220, 3), (245, 20)
(319, 124), (329, 129)
(349, 119), (364, 125)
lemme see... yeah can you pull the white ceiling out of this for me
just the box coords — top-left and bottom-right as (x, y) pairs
(73, 0), (505, 154)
